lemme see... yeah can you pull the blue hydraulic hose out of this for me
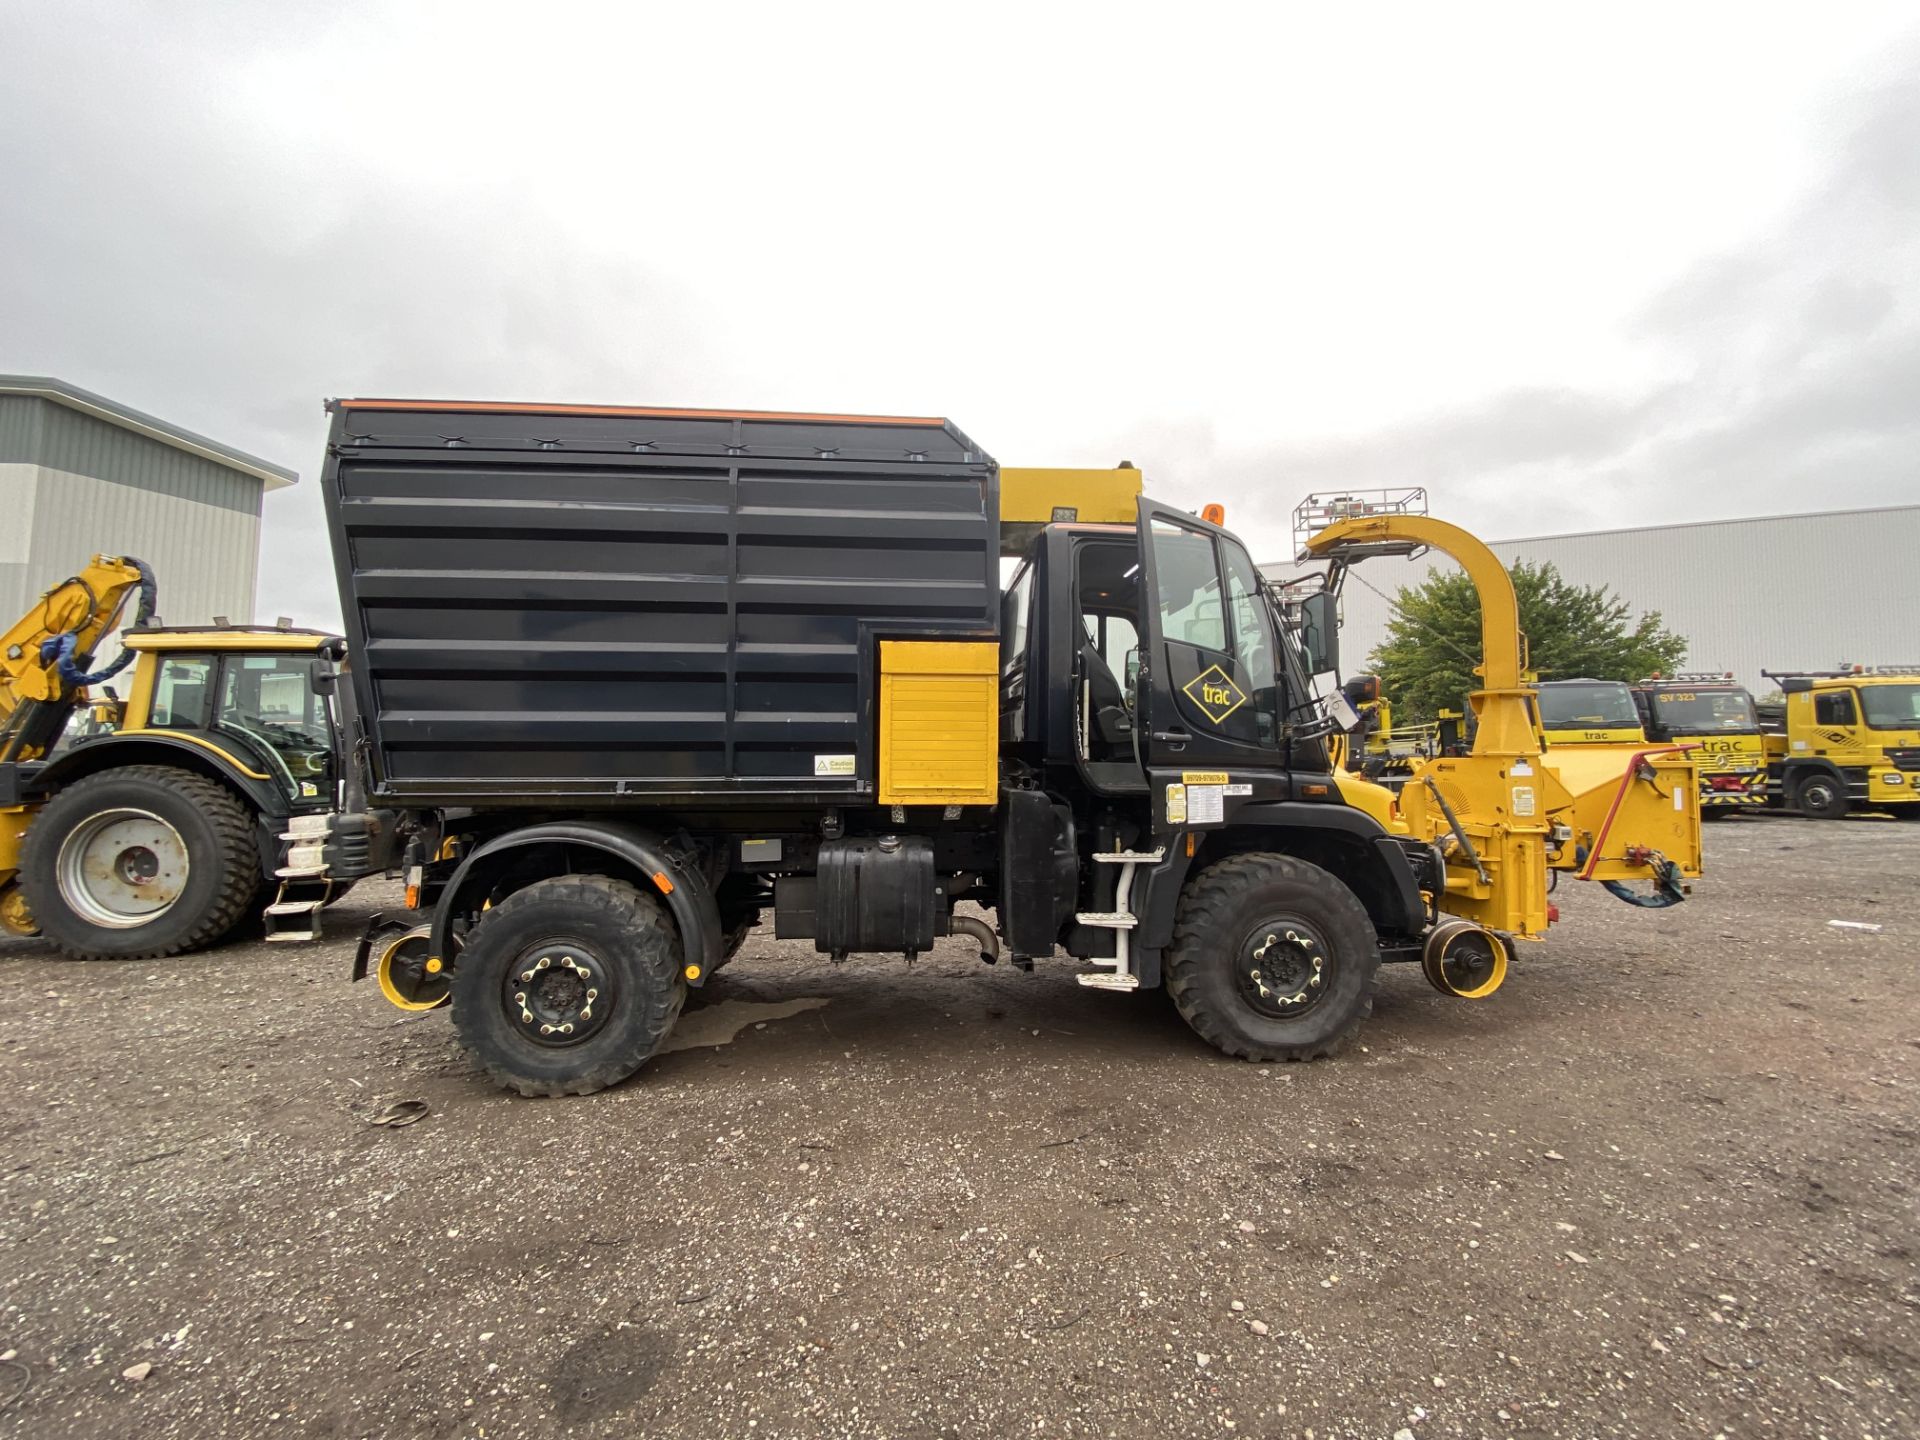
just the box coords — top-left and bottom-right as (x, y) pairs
(37, 560), (158, 688)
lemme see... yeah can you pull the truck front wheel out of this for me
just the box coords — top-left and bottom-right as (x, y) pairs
(1165, 853), (1380, 1062)
(450, 875), (686, 1097)
(22, 766), (260, 961)
(1795, 773), (1847, 820)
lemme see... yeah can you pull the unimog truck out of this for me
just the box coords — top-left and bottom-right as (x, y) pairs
(325, 399), (1701, 1095)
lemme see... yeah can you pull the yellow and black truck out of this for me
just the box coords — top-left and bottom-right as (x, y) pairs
(1633, 674), (1766, 810)
(1758, 668), (1920, 819)
(323, 398), (1700, 1095)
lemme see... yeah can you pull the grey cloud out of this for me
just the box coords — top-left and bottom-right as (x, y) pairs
(1182, 44), (1920, 556)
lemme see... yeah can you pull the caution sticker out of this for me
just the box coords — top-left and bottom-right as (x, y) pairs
(1512, 786), (1536, 817)
(1181, 665), (1248, 724)
(813, 755), (856, 777)
(1166, 783), (1187, 825)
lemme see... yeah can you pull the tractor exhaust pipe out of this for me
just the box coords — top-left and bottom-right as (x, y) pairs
(1422, 918), (1510, 999)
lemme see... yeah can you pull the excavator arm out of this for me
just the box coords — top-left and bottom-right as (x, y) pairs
(0, 556), (157, 764)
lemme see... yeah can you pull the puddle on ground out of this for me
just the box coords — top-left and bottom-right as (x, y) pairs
(659, 996), (831, 1054)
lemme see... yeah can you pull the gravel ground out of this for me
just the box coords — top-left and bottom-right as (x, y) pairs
(1, 814), (1916, 1440)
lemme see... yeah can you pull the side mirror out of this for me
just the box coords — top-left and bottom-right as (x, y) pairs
(309, 662), (338, 696)
(1124, 647), (1142, 692)
(1297, 591), (1340, 677)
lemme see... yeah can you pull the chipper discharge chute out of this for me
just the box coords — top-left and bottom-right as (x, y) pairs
(1296, 495), (1701, 993)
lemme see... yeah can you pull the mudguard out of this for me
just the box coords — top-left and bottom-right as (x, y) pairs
(429, 820), (723, 985)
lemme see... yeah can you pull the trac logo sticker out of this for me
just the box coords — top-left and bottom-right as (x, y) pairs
(1182, 664), (1248, 724)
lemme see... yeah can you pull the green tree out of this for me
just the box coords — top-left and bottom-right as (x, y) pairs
(1368, 560), (1687, 721)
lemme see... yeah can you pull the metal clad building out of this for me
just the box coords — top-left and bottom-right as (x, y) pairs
(0, 376), (295, 632)
(1262, 504), (1920, 695)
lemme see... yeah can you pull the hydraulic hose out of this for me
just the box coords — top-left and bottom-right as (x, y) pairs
(1576, 844), (1687, 909)
(39, 559), (157, 688)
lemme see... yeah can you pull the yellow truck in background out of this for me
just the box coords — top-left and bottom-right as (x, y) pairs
(1758, 668), (1920, 819)
(1534, 679), (1646, 747)
(1633, 674), (1766, 810)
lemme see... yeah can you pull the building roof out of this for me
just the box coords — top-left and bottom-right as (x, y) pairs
(0, 375), (297, 490)
(1475, 502), (1919, 547)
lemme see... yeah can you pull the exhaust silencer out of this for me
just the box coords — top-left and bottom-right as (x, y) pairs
(1421, 918), (1509, 999)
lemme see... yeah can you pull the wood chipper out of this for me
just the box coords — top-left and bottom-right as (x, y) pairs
(324, 399), (1701, 1095)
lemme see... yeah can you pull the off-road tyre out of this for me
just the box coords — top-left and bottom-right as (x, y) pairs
(451, 875), (685, 1097)
(23, 766), (259, 961)
(1795, 772), (1847, 820)
(1165, 852), (1379, 1062)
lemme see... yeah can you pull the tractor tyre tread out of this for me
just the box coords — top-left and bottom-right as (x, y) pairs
(23, 765), (260, 961)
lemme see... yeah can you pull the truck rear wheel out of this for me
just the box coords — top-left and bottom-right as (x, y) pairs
(450, 875), (686, 1097)
(1165, 853), (1379, 1062)
(1796, 773), (1847, 820)
(22, 766), (260, 961)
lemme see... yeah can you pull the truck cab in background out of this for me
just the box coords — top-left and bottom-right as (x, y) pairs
(1758, 668), (1920, 819)
(1534, 679), (1647, 748)
(1633, 674), (1766, 811)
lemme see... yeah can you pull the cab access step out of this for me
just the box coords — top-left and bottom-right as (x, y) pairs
(1075, 848), (1164, 991)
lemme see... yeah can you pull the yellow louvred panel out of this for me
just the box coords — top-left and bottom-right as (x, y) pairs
(878, 640), (999, 806)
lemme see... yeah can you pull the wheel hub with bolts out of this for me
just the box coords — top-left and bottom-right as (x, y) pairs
(504, 945), (613, 1047)
(1237, 917), (1330, 1019)
(55, 808), (190, 929)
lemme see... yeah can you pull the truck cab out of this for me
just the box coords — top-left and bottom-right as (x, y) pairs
(1632, 675), (1764, 809)
(1759, 668), (1920, 819)
(1535, 679), (1647, 748)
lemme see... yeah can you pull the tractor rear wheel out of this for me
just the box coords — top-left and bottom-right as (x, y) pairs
(451, 875), (685, 1097)
(1165, 853), (1379, 1062)
(22, 766), (260, 961)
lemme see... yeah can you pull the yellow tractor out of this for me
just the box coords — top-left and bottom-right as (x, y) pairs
(0, 557), (387, 958)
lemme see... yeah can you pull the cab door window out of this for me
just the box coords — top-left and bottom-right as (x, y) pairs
(149, 657), (214, 729)
(1151, 519), (1228, 651)
(1814, 691), (1857, 727)
(1220, 542), (1278, 742)
(219, 654), (334, 797)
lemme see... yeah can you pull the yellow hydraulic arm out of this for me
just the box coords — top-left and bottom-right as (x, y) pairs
(0, 556), (155, 763)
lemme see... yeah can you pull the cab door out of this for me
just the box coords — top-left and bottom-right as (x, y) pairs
(1134, 501), (1284, 777)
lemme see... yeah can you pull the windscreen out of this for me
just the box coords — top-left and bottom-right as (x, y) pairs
(1861, 682), (1920, 729)
(1537, 681), (1640, 729)
(1650, 688), (1757, 732)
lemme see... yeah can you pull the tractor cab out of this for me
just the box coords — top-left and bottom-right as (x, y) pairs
(112, 628), (346, 811)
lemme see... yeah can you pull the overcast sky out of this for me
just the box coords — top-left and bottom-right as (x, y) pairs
(3, 2), (1916, 628)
